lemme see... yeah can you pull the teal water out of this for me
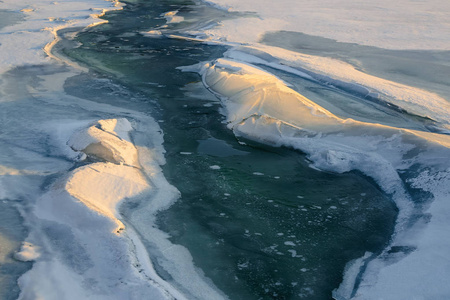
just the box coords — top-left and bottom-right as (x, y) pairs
(60, 0), (397, 299)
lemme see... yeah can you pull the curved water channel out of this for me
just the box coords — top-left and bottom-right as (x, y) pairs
(58, 0), (397, 299)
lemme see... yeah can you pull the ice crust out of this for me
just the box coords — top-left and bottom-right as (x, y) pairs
(200, 0), (450, 51)
(0, 0), (124, 75)
(187, 57), (450, 300)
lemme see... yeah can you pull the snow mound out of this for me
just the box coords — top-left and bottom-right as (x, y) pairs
(14, 242), (40, 262)
(68, 118), (139, 167)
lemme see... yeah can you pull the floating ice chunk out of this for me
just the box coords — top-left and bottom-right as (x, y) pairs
(14, 242), (40, 262)
(143, 30), (163, 37)
(162, 11), (184, 24)
(284, 241), (296, 246)
(210, 165), (221, 170)
(237, 261), (249, 269)
(253, 172), (264, 176)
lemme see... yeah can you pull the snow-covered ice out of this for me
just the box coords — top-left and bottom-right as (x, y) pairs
(200, 0), (450, 50)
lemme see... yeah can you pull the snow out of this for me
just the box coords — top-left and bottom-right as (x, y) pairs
(68, 119), (139, 167)
(200, 0), (450, 50)
(66, 162), (149, 232)
(162, 11), (185, 24)
(14, 242), (41, 262)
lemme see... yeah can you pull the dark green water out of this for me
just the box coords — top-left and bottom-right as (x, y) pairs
(61, 0), (397, 299)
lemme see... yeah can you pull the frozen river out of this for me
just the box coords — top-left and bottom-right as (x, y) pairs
(1, 0), (449, 299)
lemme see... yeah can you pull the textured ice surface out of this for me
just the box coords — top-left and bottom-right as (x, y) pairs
(200, 0), (450, 50)
(0, 0), (123, 75)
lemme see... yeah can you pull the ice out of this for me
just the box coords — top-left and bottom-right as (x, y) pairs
(346, 170), (450, 300)
(178, 1), (450, 129)
(0, 0), (124, 75)
(200, 0), (450, 50)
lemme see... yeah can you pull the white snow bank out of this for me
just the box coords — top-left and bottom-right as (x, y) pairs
(65, 162), (149, 233)
(66, 118), (147, 233)
(162, 11), (185, 24)
(200, 0), (450, 50)
(14, 242), (40, 262)
(0, 0), (124, 75)
(68, 118), (139, 167)
(222, 47), (450, 127)
(187, 58), (450, 300)
(191, 58), (450, 147)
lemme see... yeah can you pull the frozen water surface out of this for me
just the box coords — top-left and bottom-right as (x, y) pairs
(1, 0), (449, 299)
(0, 10), (24, 30)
